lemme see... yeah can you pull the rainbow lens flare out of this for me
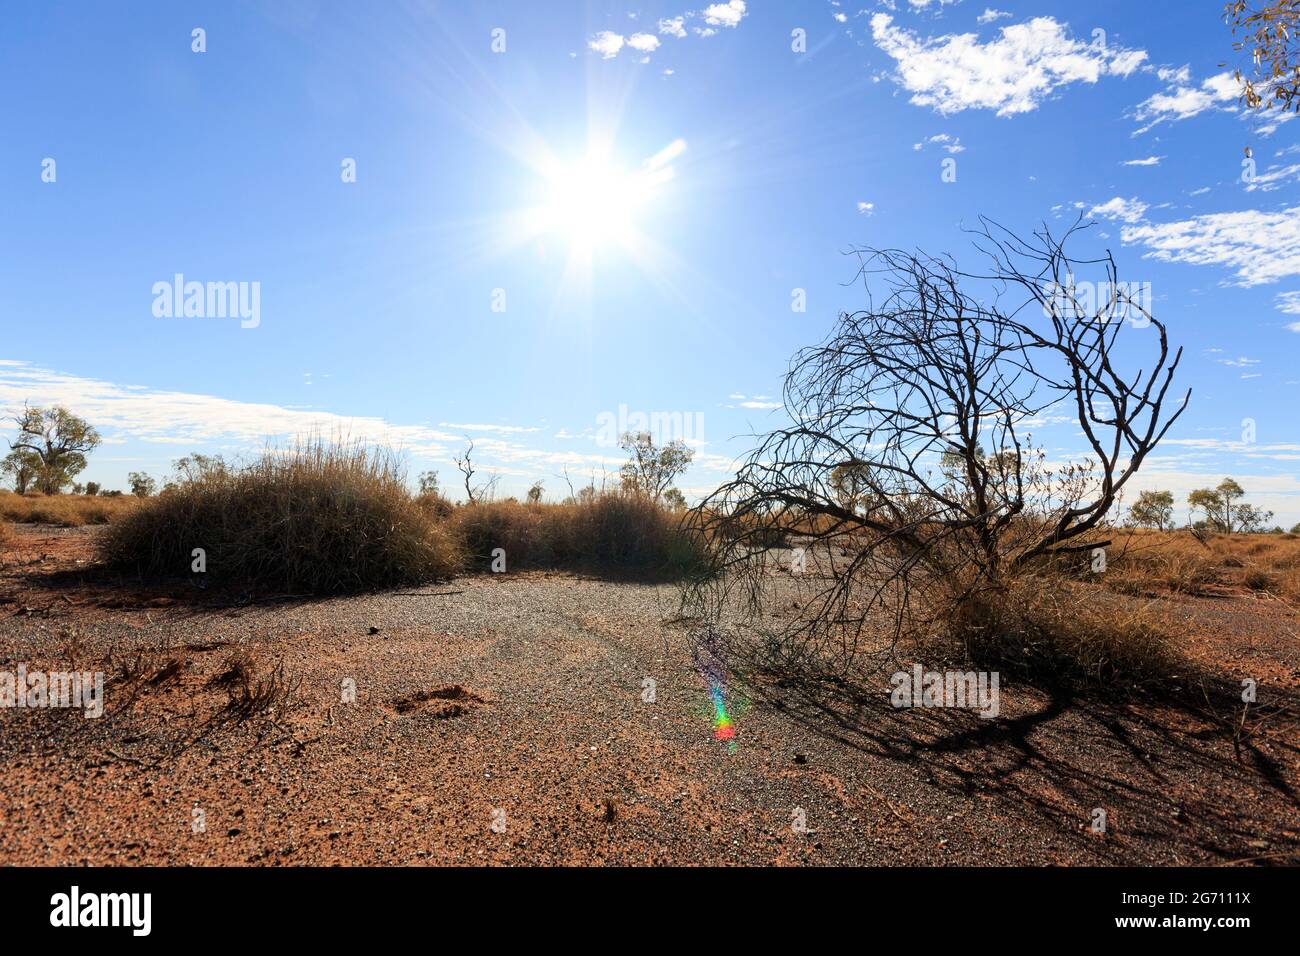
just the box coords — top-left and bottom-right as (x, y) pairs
(710, 686), (736, 741)
(694, 628), (738, 748)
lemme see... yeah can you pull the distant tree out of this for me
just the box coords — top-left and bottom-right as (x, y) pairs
(8, 405), (101, 495)
(619, 431), (694, 503)
(172, 453), (228, 484)
(1235, 503), (1275, 533)
(830, 459), (872, 510)
(1128, 489), (1175, 529)
(662, 487), (688, 511)
(1, 448), (41, 494)
(1292, 522), (1300, 534)
(128, 472), (157, 498)
(84, 481), (100, 497)
(418, 470), (440, 496)
(1188, 478), (1272, 533)
(1225, 1), (1300, 112)
(526, 480), (544, 504)
(71, 482), (84, 495)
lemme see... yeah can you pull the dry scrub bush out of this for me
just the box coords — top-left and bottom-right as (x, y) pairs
(934, 569), (1177, 684)
(98, 439), (459, 593)
(451, 492), (707, 578)
(0, 490), (136, 527)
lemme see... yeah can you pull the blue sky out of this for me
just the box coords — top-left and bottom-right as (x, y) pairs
(2, 1), (1298, 524)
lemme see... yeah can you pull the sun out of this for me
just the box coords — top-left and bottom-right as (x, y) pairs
(529, 140), (684, 251)
(540, 156), (645, 245)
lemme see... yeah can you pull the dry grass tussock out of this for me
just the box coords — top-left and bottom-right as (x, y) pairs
(98, 439), (459, 593)
(92, 439), (701, 592)
(930, 568), (1179, 687)
(450, 493), (707, 578)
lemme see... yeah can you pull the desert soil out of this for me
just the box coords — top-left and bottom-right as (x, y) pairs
(1, 525), (1297, 866)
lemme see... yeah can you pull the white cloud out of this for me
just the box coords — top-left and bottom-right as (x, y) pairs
(915, 132), (966, 153)
(1244, 161), (1300, 192)
(1119, 206), (1300, 286)
(1088, 196), (1149, 224)
(1217, 356), (1260, 368)
(0, 360), (465, 455)
(870, 15), (1147, 116)
(597, 6), (744, 60)
(1132, 69), (1239, 134)
(0, 361), (744, 487)
(626, 33), (661, 53)
(857, 201), (875, 215)
(701, 1), (747, 28)
(439, 422), (541, 434)
(977, 8), (1011, 24)
(588, 31), (625, 59)
(659, 16), (686, 38)
(1122, 155), (1163, 166)
(1276, 291), (1300, 315)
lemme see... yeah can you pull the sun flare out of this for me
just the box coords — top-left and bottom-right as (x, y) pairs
(530, 139), (684, 250)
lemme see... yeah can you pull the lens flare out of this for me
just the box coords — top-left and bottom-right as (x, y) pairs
(710, 686), (736, 741)
(693, 627), (738, 748)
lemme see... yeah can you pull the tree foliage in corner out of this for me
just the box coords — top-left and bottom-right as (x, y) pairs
(1225, 1), (1300, 112)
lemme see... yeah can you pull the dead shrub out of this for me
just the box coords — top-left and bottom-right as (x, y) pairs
(212, 652), (298, 719)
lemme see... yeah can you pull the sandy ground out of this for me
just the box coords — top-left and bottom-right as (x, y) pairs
(1, 525), (1297, 866)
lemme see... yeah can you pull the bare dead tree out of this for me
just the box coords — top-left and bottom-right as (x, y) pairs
(455, 440), (478, 504)
(683, 218), (1189, 670)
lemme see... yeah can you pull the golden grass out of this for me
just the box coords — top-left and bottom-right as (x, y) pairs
(0, 490), (138, 527)
(98, 440), (460, 594)
(1105, 527), (1300, 603)
(449, 493), (707, 578)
